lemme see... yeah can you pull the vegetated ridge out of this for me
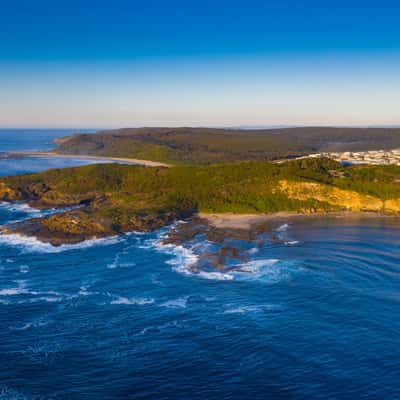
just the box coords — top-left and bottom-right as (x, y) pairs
(1, 158), (400, 244)
(54, 127), (400, 165)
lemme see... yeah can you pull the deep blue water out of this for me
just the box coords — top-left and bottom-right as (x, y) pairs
(1, 130), (400, 399)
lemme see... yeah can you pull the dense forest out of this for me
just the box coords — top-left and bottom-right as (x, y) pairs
(55, 127), (400, 165)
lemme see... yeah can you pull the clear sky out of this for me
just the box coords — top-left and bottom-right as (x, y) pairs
(1, 0), (399, 128)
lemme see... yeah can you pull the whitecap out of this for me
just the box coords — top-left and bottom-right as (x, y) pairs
(107, 247), (136, 269)
(78, 286), (93, 296)
(19, 265), (30, 274)
(0, 280), (32, 296)
(24, 296), (64, 303)
(284, 240), (300, 245)
(152, 240), (199, 273)
(232, 258), (293, 283)
(111, 296), (154, 305)
(247, 247), (259, 255)
(136, 320), (181, 336)
(9, 319), (49, 331)
(160, 297), (188, 308)
(0, 288), (30, 296)
(236, 259), (280, 274)
(0, 201), (40, 214)
(197, 271), (234, 281)
(223, 304), (282, 314)
(275, 223), (290, 232)
(0, 232), (122, 253)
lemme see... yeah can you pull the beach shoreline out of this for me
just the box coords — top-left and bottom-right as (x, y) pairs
(199, 211), (400, 230)
(3, 151), (171, 168)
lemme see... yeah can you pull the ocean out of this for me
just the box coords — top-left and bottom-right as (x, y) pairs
(0, 130), (400, 399)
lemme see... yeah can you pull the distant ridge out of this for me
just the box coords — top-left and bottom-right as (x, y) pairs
(54, 126), (400, 165)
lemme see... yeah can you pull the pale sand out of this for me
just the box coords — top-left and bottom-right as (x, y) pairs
(199, 211), (397, 230)
(198, 212), (299, 230)
(7, 151), (171, 168)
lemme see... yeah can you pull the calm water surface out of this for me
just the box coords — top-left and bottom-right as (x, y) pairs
(0, 130), (399, 399)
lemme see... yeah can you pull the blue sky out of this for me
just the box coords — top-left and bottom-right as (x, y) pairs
(1, 0), (399, 127)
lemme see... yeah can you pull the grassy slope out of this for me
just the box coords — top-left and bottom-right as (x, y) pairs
(55, 127), (400, 165)
(4, 158), (400, 214)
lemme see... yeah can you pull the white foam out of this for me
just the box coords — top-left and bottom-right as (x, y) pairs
(0, 279), (66, 304)
(0, 280), (32, 296)
(0, 232), (121, 253)
(197, 271), (235, 281)
(276, 223), (290, 232)
(248, 247), (259, 255)
(236, 259), (280, 274)
(0, 287), (30, 296)
(232, 258), (292, 283)
(28, 296), (63, 303)
(144, 226), (298, 282)
(223, 304), (281, 314)
(111, 296), (154, 305)
(78, 286), (92, 296)
(154, 241), (200, 273)
(0, 201), (40, 214)
(9, 319), (49, 331)
(284, 240), (300, 245)
(19, 265), (30, 274)
(136, 320), (181, 336)
(0, 287), (64, 303)
(160, 297), (188, 308)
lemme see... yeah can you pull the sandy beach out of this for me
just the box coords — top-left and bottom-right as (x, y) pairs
(5, 151), (171, 168)
(199, 211), (399, 230)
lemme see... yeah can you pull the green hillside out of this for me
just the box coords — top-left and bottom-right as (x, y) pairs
(55, 127), (400, 165)
(2, 158), (400, 244)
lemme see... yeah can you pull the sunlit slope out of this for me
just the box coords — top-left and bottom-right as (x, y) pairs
(55, 127), (400, 165)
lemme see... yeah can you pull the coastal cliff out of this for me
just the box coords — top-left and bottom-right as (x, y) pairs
(1, 158), (400, 245)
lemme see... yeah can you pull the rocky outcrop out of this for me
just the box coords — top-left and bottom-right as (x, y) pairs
(2, 205), (195, 246)
(0, 182), (20, 201)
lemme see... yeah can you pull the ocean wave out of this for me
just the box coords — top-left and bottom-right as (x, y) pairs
(0, 201), (40, 214)
(19, 265), (30, 274)
(197, 270), (235, 280)
(223, 304), (282, 314)
(284, 240), (300, 245)
(154, 241), (199, 272)
(107, 257), (136, 269)
(0, 201), (79, 224)
(275, 223), (290, 232)
(9, 319), (50, 331)
(136, 320), (182, 336)
(111, 296), (154, 305)
(160, 296), (188, 308)
(0, 386), (32, 400)
(25, 296), (64, 303)
(0, 232), (121, 253)
(0, 280), (32, 296)
(236, 259), (280, 274)
(152, 236), (285, 282)
(0, 280), (69, 305)
(232, 259), (294, 283)
(146, 225), (300, 282)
